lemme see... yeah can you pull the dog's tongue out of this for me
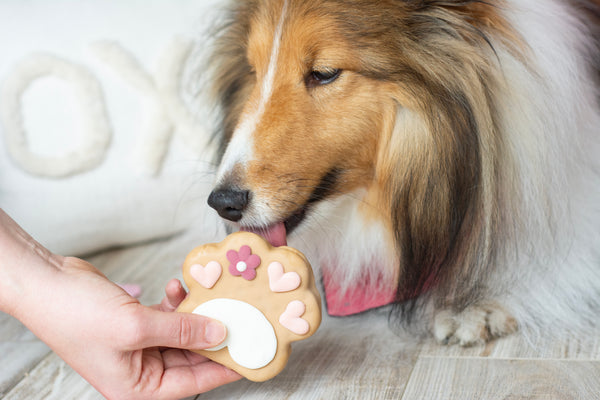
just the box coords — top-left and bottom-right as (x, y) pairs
(241, 222), (287, 247)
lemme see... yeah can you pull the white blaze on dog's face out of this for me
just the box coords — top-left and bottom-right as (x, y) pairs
(210, 0), (396, 238)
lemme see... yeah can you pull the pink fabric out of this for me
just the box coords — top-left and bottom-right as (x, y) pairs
(322, 270), (397, 316)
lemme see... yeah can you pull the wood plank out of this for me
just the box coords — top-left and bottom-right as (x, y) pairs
(418, 327), (600, 360)
(92, 224), (227, 305)
(490, 330), (600, 360)
(3, 352), (103, 400)
(0, 313), (50, 396)
(202, 311), (419, 400)
(418, 336), (493, 358)
(12, 223), (599, 399)
(5, 301), (419, 399)
(5, 225), (414, 399)
(402, 357), (600, 400)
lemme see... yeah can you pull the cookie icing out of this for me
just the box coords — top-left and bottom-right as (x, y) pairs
(227, 245), (261, 280)
(189, 261), (222, 289)
(279, 300), (310, 335)
(268, 261), (301, 292)
(177, 231), (322, 381)
(192, 298), (277, 370)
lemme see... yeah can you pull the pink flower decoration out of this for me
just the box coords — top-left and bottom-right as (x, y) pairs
(227, 245), (261, 280)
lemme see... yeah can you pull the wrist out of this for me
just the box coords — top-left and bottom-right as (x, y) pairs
(0, 251), (60, 319)
(0, 209), (62, 318)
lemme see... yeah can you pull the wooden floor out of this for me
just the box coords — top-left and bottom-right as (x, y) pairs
(1, 228), (599, 399)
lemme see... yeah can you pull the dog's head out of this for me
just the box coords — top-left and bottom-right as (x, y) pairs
(208, 1), (398, 243)
(207, 0), (517, 302)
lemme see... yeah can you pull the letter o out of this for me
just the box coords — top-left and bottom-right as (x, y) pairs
(0, 53), (111, 178)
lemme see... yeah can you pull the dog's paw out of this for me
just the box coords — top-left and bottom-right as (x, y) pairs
(433, 302), (517, 346)
(176, 232), (322, 382)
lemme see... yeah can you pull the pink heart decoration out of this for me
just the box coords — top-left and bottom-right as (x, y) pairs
(279, 300), (309, 335)
(268, 262), (301, 293)
(190, 261), (222, 289)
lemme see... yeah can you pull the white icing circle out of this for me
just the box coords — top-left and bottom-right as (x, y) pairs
(192, 298), (277, 370)
(236, 261), (248, 272)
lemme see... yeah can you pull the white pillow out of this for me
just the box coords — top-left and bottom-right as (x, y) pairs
(0, 0), (225, 255)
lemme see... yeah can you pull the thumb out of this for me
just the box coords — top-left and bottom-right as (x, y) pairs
(131, 308), (227, 350)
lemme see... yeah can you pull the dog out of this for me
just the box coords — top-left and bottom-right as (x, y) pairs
(203, 0), (600, 346)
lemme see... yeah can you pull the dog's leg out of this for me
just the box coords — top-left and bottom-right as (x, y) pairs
(433, 302), (517, 346)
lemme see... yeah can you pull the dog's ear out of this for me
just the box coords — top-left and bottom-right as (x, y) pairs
(382, 75), (504, 316)
(358, 2), (524, 316)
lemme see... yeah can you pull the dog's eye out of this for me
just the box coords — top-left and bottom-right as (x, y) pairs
(305, 68), (342, 88)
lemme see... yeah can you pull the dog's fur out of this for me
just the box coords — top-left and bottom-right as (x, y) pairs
(205, 0), (600, 345)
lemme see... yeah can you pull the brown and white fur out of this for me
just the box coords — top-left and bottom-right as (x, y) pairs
(203, 0), (600, 345)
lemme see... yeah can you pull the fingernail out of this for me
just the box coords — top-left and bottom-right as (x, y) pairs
(205, 320), (227, 346)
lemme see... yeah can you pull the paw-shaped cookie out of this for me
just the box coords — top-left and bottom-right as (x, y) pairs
(176, 232), (322, 382)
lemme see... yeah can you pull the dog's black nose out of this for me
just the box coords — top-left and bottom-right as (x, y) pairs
(207, 188), (250, 222)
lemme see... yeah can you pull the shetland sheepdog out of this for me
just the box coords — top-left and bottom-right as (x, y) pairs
(204, 0), (600, 345)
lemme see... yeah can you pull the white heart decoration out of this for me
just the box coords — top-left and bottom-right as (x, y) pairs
(268, 262), (301, 293)
(190, 261), (222, 289)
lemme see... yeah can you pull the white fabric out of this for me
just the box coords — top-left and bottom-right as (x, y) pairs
(0, 0), (224, 255)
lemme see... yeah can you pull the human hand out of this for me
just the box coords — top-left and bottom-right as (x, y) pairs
(0, 210), (241, 400)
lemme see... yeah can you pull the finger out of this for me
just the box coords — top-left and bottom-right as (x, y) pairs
(131, 308), (227, 350)
(150, 279), (187, 312)
(162, 279), (187, 311)
(157, 361), (241, 399)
